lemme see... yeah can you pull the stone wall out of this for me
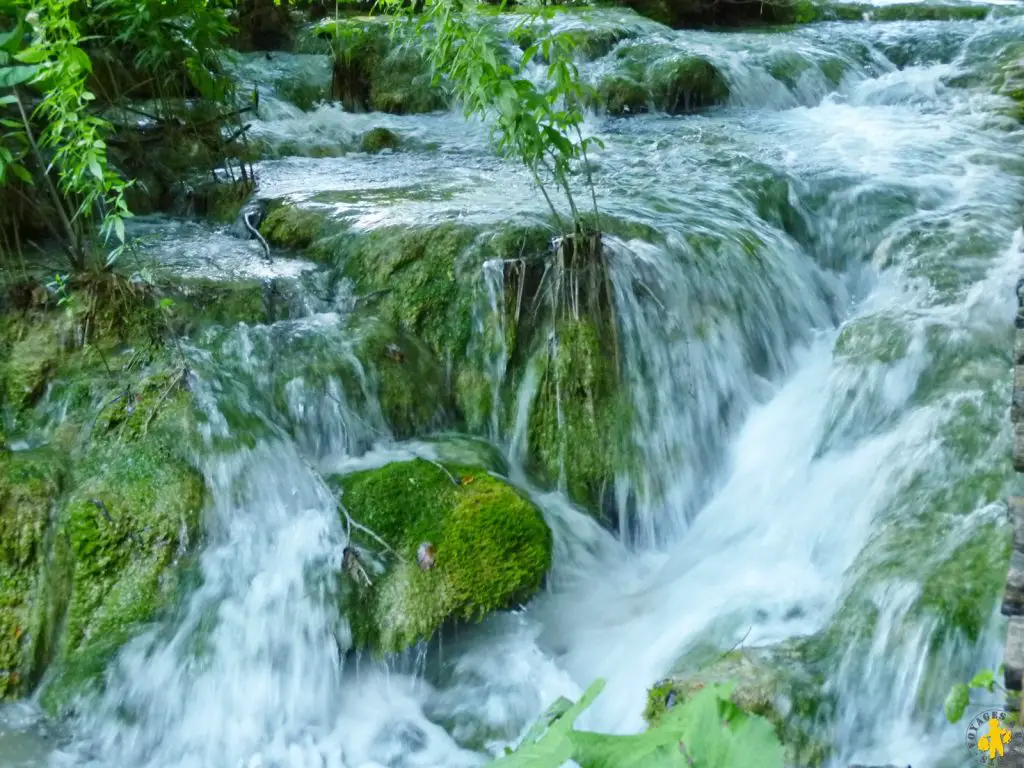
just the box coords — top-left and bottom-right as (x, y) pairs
(1003, 279), (1024, 723)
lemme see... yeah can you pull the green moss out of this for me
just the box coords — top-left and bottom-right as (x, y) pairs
(165, 280), (271, 328)
(0, 448), (65, 699)
(332, 458), (551, 654)
(833, 313), (912, 365)
(40, 371), (204, 714)
(259, 201), (332, 252)
(341, 223), (482, 358)
(525, 317), (633, 514)
(594, 74), (649, 116)
(360, 127), (402, 154)
(319, 17), (447, 114)
(1, 314), (69, 415)
(192, 180), (253, 224)
(916, 522), (1010, 644)
(608, 45), (728, 115)
(650, 55), (729, 114)
(354, 321), (450, 438)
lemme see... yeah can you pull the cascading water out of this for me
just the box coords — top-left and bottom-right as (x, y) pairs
(2, 5), (1023, 768)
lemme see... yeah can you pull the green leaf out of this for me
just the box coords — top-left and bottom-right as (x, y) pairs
(14, 47), (49, 65)
(69, 46), (93, 73)
(88, 157), (103, 180)
(488, 680), (606, 767)
(11, 164), (32, 184)
(0, 21), (24, 54)
(969, 669), (996, 692)
(945, 683), (970, 723)
(0, 63), (40, 88)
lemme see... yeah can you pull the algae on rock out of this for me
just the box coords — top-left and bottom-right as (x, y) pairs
(330, 458), (551, 654)
(0, 449), (67, 699)
(40, 368), (205, 714)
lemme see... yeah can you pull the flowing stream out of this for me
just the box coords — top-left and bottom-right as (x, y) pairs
(3, 4), (1024, 768)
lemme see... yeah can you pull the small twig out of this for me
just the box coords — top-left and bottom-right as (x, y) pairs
(244, 210), (272, 262)
(338, 500), (405, 562)
(721, 626), (753, 659)
(343, 545), (374, 586)
(424, 458), (459, 486)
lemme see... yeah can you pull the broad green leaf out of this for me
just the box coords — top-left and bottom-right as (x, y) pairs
(969, 669), (996, 692)
(0, 21), (24, 54)
(0, 64), (40, 88)
(88, 156), (103, 180)
(488, 680), (606, 767)
(569, 683), (783, 768)
(945, 683), (970, 723)
(69, 46), (93, 73)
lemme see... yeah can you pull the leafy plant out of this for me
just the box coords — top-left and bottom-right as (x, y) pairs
(487, 678), (785, 768)
(945, 667), (1009, 724)
(375, 0), (602, 239)
(1, 3), (131, 269)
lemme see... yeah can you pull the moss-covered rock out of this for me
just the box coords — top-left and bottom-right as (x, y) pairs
(620, 0), (815, 28)
(594, 74), (649, 116)
(354, 321), (451, 438)
(305, 17), (448, 114)
(599, 44), (729, 115)
(39, 368), (205, 714)
(645, 646), (832, 767)
(833, 312), (913, 365)
(524, 317), (633, 515)
(360, 126), (402, 154)
(0, 448), (66, 699)
(330, 457), (551, 654)
(259, 200), (335, 252)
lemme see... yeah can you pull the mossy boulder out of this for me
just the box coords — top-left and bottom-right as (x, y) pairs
(360, 126), (402, 154)
(259, 200), (335, 252)
(645, 646), (831, 767)
(620, 0), (814, 28)
(595, 74), (649, 116)
(330, 458), (551, 654)
(0, 448), (66, 699)
(523, 317), (634, 516)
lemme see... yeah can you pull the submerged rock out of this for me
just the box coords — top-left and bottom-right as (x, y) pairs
(593, 44), (729, 115)
(360, 126), (402, 154)
(329, 457), (551, 654)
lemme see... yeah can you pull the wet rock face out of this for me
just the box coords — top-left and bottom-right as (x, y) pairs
(328, 457), (552, 655)
(0, 288), (206, 713)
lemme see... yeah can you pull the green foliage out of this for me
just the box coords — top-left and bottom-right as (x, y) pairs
(488, 679), (785, 768)
(945, 667), (1004, 724)
(378, 0), (602, 235)
(1, 3), (131, 267)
